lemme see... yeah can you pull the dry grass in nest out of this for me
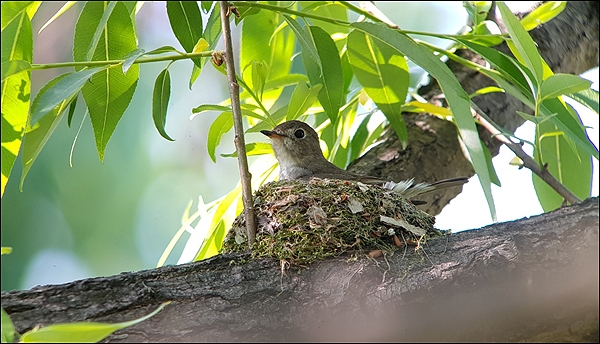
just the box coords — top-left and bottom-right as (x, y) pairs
(221, 179), (447, 265)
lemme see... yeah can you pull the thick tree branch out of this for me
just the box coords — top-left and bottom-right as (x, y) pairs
(2, 197), (597, 342)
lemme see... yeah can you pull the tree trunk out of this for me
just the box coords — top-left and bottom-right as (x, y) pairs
(348, 1), (599, 215)
(1, 197), (598, 342)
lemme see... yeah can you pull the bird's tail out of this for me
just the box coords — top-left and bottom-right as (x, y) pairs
(383, 177), (468, 199)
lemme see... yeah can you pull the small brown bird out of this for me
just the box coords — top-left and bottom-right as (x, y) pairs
(261, 120), (468, 199)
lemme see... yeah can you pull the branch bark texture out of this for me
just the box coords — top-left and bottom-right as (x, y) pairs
(2, 198), (598, 342)
(220, 1), (257, 245)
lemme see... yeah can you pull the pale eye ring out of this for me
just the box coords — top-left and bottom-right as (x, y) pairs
(294, 129), (305, 138)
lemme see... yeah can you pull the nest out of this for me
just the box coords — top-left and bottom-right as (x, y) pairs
(221, 179), (446, 264)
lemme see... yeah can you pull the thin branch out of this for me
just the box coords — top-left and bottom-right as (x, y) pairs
(471, 104), (583, 205)
(231, 1), (351, 26)
(220, 1), (257, 247)
(232, 1), (506, 41)
(31, 51), (214, 70)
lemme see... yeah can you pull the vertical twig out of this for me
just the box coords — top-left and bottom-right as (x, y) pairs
(220, 1), (257, 247)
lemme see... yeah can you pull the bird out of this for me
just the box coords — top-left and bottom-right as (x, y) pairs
(260, 120), (468, 200)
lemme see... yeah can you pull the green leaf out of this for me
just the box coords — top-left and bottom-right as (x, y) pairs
(21, 73), (77, 190)
(1, 308), (17, 343)
(121, 48), (146, 74)
(540, 97), (599, 160)
(67, 94), (78, 127)
(1, 60), (31, 82)
(196, 218), (226, 260)
(1, 9), (32, 197)
(307, 26), (344, 123)
(191, 2), (222, 88)
(201, 1), (213, 13)
(463, 1), (493, 27)
(191, 104), (231, 116)
(520, 1), (566, 31)
(1, 1), (37, 30)
(286, 82), (322, 121)
(221, 142), (273, 158)
(166, 1), (203, 68)
(73, 1), (139, 161)
(246, 106), (288, 133)
(471, 20), (504, 46)
(84, 1), (117, 62)
(200, 3), (222, 56)
(402, 101), (452, 117)
(30, 66), (110, 125)
(482, 141), (501, 186)
(283, 15), (321, 69)
(20, 302), (170, 343)
(241, 9), (294, 108)
(340, 49), (354, 96)
(196, 186), (242, 260)
(349, 114), (371, 162)
(189, 64), (202, 90)
(235, 6), (262, 24)
(145, 46), (181, 55)
(192, 37), (209, 53)
(347, 29), (410, 147)
(330, 99), (358, 167)
(567, 88), (599, 114)
(37, 1), (77, 34)
(207, 111), (234, 162)
(533, 118), (592, 211)
(469, 86), (505, 98)
(238, 74), (309, 100)
(152, 68), (174, 141)
(539, 73), (592, 101)
(300, 2), (349, 45)
(458, 40), (532, 98)
(251, 60), (269, 100)
(496, 1), (544, 85)
(515, 110), (556, 125)
(353, 21), (496, 221)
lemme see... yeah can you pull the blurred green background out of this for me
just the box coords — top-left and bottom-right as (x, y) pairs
(1, 2), (242, 291)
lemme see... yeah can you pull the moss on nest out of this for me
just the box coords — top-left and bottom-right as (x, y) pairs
(221, 179), (447, 265)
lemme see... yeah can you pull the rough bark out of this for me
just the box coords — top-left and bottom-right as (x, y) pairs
(2, 197), (597, 342)
(348, 1), (599, 215)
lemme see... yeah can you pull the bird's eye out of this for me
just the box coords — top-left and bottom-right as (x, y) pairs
(294, 129), (305, 138)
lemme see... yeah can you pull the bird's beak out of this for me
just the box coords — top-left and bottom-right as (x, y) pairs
(261, 130), (285, 139)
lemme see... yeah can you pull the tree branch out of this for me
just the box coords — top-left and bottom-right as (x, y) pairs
(471, 104), (583, 205)
(220, 1), (256, 246)
(2, 197), (597, 341)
